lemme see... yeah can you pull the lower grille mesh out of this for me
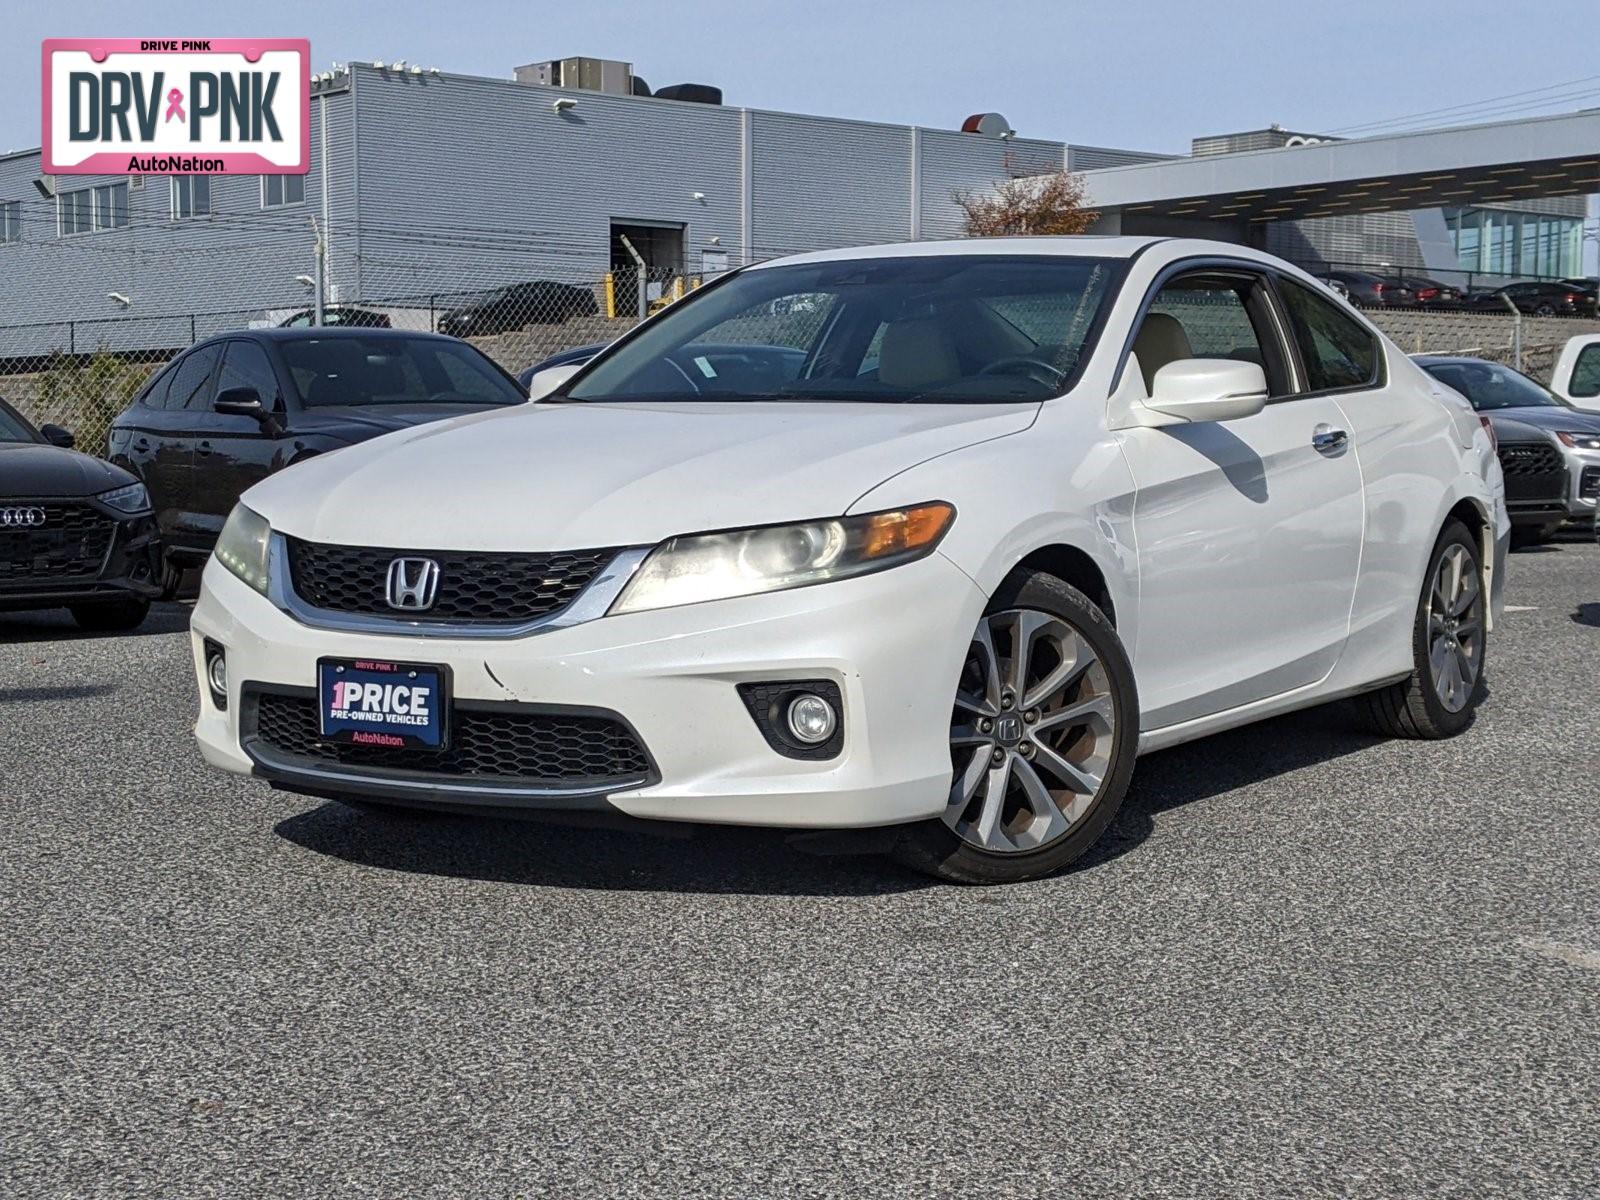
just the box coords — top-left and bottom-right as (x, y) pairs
(247, 690), (652, 786)
(0, 503), (116, 584)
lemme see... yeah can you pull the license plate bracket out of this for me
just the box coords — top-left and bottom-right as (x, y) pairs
(317, 658), (450, 750)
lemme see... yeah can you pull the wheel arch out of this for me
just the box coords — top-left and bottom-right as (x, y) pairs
(1014, 542), (1118, 628)
(1442, 492), (1498, 633)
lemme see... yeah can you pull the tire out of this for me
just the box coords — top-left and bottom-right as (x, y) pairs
(158, 556), (187, 600)
(893, 568), (1139, 885)
(1533, 304), (1555, 317)
(69, 596), (151, 632)
(1363, 520), (1486, 739)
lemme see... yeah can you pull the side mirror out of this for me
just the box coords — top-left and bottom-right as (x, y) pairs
(526, 362), (584, 400)
(40, 423), (76, 449)
(1144, 359), (1269, 424)
(214, 386), (266, 419)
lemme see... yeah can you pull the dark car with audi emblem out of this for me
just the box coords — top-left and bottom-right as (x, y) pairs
(1, 396), (163, 630)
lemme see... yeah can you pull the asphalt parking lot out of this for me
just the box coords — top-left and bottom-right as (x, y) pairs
(2, 544), (1597, 1198)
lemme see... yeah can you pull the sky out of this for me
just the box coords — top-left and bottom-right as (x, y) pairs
(5, 0), (1597, 261)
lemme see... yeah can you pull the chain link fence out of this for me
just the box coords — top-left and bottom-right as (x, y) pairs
(2, 260), (1597, 458)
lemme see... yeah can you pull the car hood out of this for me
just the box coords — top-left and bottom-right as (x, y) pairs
(0, 441), (135, 498)
(1477, 406), (1600, 435)
(248, 399), (1040, 549)
(1487, 415), (1557, 444)
(290, 402), (517, 443)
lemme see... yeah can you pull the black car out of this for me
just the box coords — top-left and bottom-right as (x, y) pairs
(1319, 270), (1415, 308)
(1555, 279), (1599, 319)
(0, 397), (163, 630)
(107, 329), (529, 589)
(437, 281), (600, 338)
(1461, 281), (1588, 317)
(1403, 276), (1462, 309)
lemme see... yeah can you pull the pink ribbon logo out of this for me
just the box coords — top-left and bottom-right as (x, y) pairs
(164, 88), (185, 123)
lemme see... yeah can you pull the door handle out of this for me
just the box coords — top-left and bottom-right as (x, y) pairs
(196, 441), (213, 456)
(1312, 425), (1348, 455)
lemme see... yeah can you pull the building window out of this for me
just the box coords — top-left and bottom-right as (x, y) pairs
(171, 175), (212, 219)
(1445, 207), (1583, 278)
(58, 183), (128, 235)
(261, 174), (306, 208)
(0, 200), (19, 244)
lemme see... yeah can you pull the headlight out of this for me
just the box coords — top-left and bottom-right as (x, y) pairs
(96, 481), (150, 514)
(213, 504), (272, 595)
(611, 502), (955, 615)
(1556, 430), (1600, 451)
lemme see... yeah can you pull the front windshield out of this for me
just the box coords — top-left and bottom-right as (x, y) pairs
(1422, 361), (1565, 411)
(564, 254), (1125, 404)
(280, 336), (526, 408)
(0, 402), (39, 443)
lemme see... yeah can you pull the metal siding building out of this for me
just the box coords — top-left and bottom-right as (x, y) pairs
(0, 62), (1132, 346)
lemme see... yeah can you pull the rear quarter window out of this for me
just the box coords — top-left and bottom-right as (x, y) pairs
(1570, 343), (1600, 399)
(1279, 278), (1381, 392)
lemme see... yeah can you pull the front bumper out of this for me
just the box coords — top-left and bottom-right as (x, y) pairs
(1563, 449), (1599, 517)
(191, 549), (986, 829)
(0, 509), (162, 613)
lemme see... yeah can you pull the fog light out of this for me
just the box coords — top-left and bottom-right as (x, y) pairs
(786, 693), (837, 745)
(204, 641), (228, 710)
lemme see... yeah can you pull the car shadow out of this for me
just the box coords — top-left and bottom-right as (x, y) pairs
(1573, 603), (1600, 628)
(0, 602), (190, 644)
(275, 700), (1388, 894)
(274, 803), (935, 897)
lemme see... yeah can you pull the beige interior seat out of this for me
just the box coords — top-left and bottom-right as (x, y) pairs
(1132, 312), (1194, 393)
(878, 318), (961, 389)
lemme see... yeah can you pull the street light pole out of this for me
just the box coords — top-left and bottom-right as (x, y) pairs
(311, 215), (326, 327)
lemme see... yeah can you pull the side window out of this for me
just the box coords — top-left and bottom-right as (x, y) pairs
(166, 345), (222, 411)
(216, 341), (282, 409)
(1571, 344), (1600, 399)
(137, 361), (176, 409)
(1134, 271), (1291, 397)
(1278, 279), (1380, 392)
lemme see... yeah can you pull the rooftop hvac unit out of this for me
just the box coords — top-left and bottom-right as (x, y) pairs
(513, 57), (633, 96)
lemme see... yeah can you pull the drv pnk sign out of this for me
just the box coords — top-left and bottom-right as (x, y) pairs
(42, 38), (309, 176)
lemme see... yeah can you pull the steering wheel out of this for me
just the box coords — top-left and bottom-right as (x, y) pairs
(977, 356), (1069, 390)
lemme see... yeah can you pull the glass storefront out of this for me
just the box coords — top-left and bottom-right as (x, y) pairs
(1444, 207), (1583, 278)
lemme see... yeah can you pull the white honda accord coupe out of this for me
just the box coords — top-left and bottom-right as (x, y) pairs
(192, 237), (1507, 883)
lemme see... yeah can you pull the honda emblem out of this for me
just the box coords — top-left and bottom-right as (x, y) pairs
(385, 557), (441, 611)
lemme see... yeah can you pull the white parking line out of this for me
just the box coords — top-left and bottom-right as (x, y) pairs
(1504, 605), (1539, 612)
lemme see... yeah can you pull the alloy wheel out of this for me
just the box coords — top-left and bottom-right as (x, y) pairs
(1427, 543), (1483, 713)
(945, 609), (1117, 854)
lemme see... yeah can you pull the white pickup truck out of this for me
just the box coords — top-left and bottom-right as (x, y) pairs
(1551, 333), (1600, 413)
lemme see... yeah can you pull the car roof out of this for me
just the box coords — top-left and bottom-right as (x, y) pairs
(1414, 355), (1505, 367)
(194, 327), (456, 347)
(752, 235), (1168, 270)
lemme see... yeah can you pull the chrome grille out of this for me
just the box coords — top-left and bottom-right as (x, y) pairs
(284, 537), (621, 625)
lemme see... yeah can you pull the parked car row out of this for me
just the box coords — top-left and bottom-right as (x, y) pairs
(274, 281), (604, 338)
(1319, 269), (1598, 317)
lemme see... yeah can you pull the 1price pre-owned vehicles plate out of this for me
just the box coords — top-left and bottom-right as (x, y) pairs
(191, 237), (1508, 884)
